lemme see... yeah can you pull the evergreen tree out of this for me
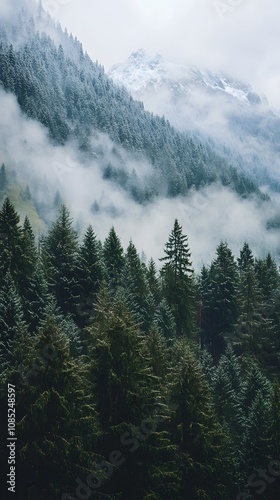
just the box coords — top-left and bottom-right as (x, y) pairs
(146, 257), (161, 305)
(88, 287), (156, 432)
(77, 225), (103, 326)
(0, 271), (27, 375)
(241, 392), (274, 486)
(0, 197), (24, 284)
(197, 264), (212, 350)
(19, 215), (37, 295)
(17, 317), (102, 499)
(160, 219), (195, 337)
(168, 339), (231, 499)
(42, 204), (79, 316)
(122, 240), (150, 327)
(155, 298), (177, 342)
(103, 227), (125, 289)
(237, 241), (254, 273)
(208, 242), (239, 357)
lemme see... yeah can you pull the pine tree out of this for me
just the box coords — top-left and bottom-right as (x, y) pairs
(168, 339), (231, 499)
(237, 242), (254, 273)
(241, 392), (274, 485)
(16, 317), (102, 499)
(0, 271), (28, 375)
(197, 264), (212, 350)
(160, 219), (195, 337)
(0, 197), (24, 284)
(42, 204), (79, 316)
(22, 258), (51, 334)
(146, 257), (161, 305)
(18, 215), (37, 295)
(122, 240), (150, 327)
(103, 227), (125, 290)
(87, 287), (177, 499)
(88, 287), (156, 431)
(77, 225), (103, 327)
(211, 347), (244, 443)
(235, 247), (274, 357)
(155, 298), (176, 342)
(208, 242), (239, 357)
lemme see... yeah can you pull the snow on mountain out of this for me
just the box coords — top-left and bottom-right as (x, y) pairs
(109, 49), (262, 107)
(109, 50), (280, 191)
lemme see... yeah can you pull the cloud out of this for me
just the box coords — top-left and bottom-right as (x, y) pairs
(1, 87), (280, 270)
(51, 0), (280, 108)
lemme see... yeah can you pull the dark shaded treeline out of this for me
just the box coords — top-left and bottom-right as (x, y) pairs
(0, 198), (280, 499)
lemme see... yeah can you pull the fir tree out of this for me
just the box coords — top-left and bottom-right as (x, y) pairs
(42, 204), (79, 316)
(168, 339), (231, 499)
(103, 227), (125, 290)
(17, 317), (102, 499)
(0, 197), (24, 284)
(0, 271), (27, 375)
(160, 219), (195, 337)
(208, 242), (239, 357)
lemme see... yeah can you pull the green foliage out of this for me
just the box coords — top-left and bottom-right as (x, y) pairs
(103, 227), (125, 289)
(206, 242), (239, 357)
(42, 204), (80, 316)
(0, 13), (261, 202)
(16, 317), (102, 499)
(160, 219), (195, 337)
(0, 199), (280, 499)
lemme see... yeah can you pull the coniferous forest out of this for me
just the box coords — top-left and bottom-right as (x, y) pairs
(1, 3), (280, 500)
(0, 198), (280, 499)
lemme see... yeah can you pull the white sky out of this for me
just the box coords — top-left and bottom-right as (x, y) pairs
(49, 0), (280, 108)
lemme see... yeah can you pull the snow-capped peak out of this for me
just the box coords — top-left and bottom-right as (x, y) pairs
(108, 49), (262, 106)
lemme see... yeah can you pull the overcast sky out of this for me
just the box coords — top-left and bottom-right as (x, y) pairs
(46, 0), (280, 108)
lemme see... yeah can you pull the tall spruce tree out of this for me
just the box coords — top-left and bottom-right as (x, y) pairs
(122, 240), (150, 327)
(77, 225), (103, 327)
(16, 317), (102, 499)
(103, 227), (125, 290)
(208, 242), (239, 357)
(160, 219), (195, 337)
(42, 204), (79, 316)
(168, 339), (231, 499)
(0, 197), (24, 285)
(0, 271), (28, 375)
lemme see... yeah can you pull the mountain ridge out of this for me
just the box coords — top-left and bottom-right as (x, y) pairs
(0, 7), (262, 210)
(109, 49), (280, 191)
(109, 48), (263, 107)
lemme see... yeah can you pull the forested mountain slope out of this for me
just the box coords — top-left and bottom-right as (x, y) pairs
(110, 49), (280, 190)
(0, 2), (260, 203)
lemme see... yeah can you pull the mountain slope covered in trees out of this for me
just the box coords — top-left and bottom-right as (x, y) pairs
(0, 1), (261, 204)
(109, 49), (280, 191)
